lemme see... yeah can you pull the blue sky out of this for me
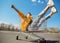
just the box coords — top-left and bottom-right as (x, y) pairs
(0, 0), (60, 28)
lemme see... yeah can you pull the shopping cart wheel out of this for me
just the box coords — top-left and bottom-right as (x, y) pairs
(16, 35), (19, 40)
(25, 36), (28, 39)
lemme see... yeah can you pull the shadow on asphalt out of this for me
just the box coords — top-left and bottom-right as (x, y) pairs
(46, 40), (59, 43)
(17, 38), (59, 43)
(32, 40), (59, 43)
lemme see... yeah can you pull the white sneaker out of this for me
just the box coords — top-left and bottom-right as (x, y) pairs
(47, 0), (54, 7)
(48, 7), (57, 16)
(51, 7), (57, 14)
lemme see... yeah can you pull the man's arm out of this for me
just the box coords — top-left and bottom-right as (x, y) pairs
(11, 5), (26, 19)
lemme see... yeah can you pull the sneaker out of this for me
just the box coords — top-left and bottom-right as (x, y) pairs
(49, 7), (57, 16)
(51, 7), (57, 14)
(47, 0), (54, 8)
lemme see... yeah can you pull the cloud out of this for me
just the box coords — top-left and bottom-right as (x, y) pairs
(31, 0), (44, 4)
(38, 0), (44, 4)
(32, 0), (37, 2)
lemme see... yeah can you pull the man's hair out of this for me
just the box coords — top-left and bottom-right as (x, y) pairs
(28, 12), (32, 15)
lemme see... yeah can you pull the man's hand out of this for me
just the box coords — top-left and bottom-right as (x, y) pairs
(11, 5), (15, 8)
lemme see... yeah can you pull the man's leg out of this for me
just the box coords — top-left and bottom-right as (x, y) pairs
(28, 0), (55, 30)
(28, 6), (52, 30)
(31, 6), (50, 28)
(37, 7), (57, 29)
(28, 6), (50, 30)
(30, 0), (54, 26)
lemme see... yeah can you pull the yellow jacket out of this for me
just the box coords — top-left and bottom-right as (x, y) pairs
(18, 12), (32, 32)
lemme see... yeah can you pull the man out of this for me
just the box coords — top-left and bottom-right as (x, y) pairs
(12, 0), (57, 31)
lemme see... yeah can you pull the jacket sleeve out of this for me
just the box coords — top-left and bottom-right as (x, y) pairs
(11, 5), (26, 19)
